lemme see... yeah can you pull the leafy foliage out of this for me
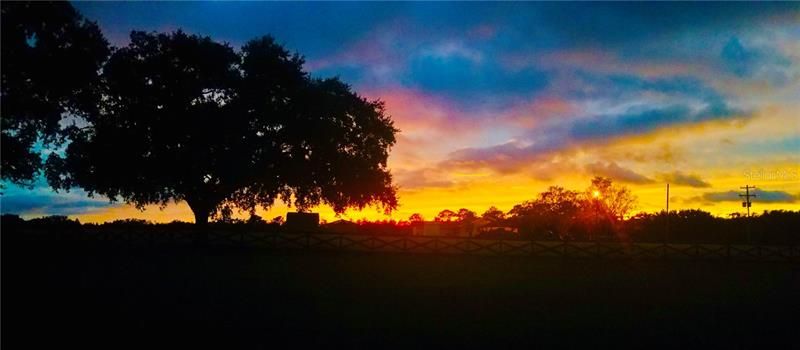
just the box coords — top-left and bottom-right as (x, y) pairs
(456, 208), (477, 222)
(1, 2), (110, 184)
(508, 186), (582, 239)
(434, 209), (458, 222)
(408, 213), (424, 223)
(481, 206), (505, 222)
(505, 178), (636, 240)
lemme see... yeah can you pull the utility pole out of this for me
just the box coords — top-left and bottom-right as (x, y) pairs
(740, 185), (757, 244)
(665, 183), (670, 244)
(739, 185), (757, 217)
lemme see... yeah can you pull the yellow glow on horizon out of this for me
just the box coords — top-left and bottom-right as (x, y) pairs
(65, 101), (799, 225)
(69, 167), (800, 225)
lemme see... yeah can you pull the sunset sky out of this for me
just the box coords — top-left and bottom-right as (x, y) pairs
(2, 2), (799, 223)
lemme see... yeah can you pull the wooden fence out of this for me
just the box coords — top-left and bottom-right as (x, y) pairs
(24, 229), (800, 262)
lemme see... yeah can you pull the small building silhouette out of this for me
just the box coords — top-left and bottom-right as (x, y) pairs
(284, 212), (319, 231)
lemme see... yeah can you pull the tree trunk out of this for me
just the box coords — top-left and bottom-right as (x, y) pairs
(187, 199), (210, 246)
(193, 209), (209, 226)
(187, 199), (210, 226)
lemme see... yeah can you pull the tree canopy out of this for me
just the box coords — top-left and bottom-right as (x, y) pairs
(586, 176), (636, 221)
(1, 1), (109, 184)
(47, 31), (398, 224)
(481, 206), (505, 222)
(434, 209), (458, 222)
(408, 213), (424, 223)
(505, 178), (636, 240)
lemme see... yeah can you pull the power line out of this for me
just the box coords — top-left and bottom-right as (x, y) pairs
(740, 185), (757, 244)
(739, 185), (757, 217)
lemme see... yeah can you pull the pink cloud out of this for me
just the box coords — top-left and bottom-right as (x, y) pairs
(359, 88), (498, 172)
(305, 20), (412, 73)
(362, 88), (480, 137)
(503, 96), (577, 128)
(306, 37), (400, 72)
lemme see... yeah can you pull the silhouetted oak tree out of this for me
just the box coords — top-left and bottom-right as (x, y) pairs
(47, 31), (398, 225)
(1, 2), (109, 184)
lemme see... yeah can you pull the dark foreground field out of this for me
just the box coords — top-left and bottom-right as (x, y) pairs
(4, 241), (799, 348)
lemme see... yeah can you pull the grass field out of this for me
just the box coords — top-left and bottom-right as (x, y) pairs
(5, 242), (799, 347)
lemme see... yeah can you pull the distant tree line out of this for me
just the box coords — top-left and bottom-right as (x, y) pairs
(411, 177), (635, 240)
(406, 177), (799, 245)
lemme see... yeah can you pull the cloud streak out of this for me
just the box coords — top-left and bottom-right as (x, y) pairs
(585, 162), (654, 184)
(689, 190), (799, 204)
(1, 188), (113, 216)
(659, 172), (711, 188)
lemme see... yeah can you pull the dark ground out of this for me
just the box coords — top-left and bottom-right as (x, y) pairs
(4, 241), (799, 348)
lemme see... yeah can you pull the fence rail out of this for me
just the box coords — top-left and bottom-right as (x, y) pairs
(16, 229), (800, 262)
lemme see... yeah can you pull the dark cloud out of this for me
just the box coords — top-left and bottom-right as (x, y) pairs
(525, 2), (798, 50)
(566, 75), (744, 140)
(689, 190), (798, 204)
(719, 36), (794, 85)
(585, 162), (654, 184)
(755, 190), (800, 203)
(570, 105), (688, 140)
(659, 172), (711, 188)
(443, 140), (580, 180)
(445, 140), (564, 174)
(587, 75), (726, 101)
(443, 74), (745, 176)
(1, 186), (112, 216)
(722, 37), (757, 78)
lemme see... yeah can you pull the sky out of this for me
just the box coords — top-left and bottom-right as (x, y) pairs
(2, 2), (799, 223)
